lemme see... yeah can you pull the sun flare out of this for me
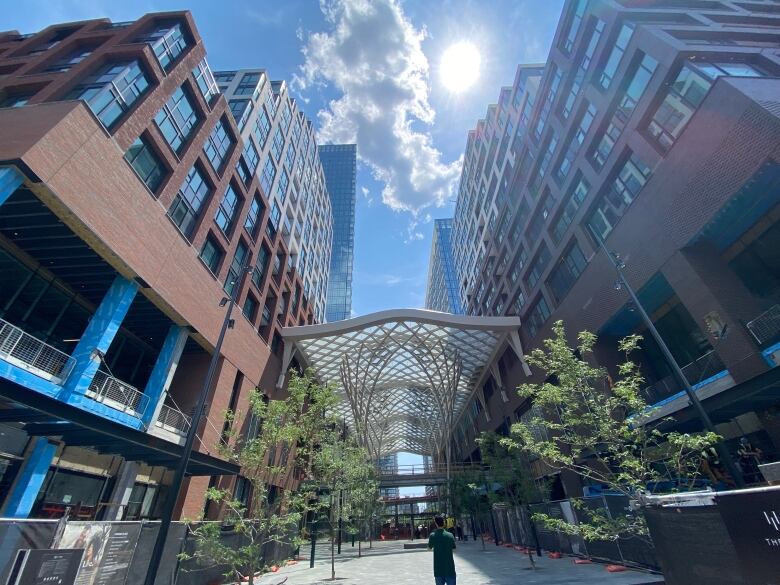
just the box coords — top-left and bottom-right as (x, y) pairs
(439, 41), (481, 93)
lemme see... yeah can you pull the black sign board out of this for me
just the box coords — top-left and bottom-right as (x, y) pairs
(6, 549), (83, 585)
(717, 489), (780, 585)
(56, 523), (142, 585)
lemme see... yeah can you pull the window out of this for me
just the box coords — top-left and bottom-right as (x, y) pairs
(548, 242), (588, 302)
(527, 198), (551, 242)
(229, 99), (252, 131)
(203, 117), (233, 171)
(200, 236), (223, 274)
(140, 23), (187, 70)
(647, 60), (764, 152)
(526, 295), (552, 339)
(29, 28), (75, 54)
(513, 290), (526, 314)
(267, 201), (281, 240)
(592, 53), (657, 168)
(534, 67), (563, 141)
(260, 158), (276, 195)
(0, 93), (33, 108)
(124, 137), (165, 192)
(556, 103), (596, 182)
(261, 300), (273, 327)
(291, 120), (302, 144)
(285, 143), (296, 170)
(154, 87), (199, 153)
(264, 90), (277, 119)
(510, 248), (528, 284)
(600, 23), (634, 89)
(562, 0), (587, 54)
(254, 109), (271, 147)
(168, 165), (210, 236)
(552, 177), (589, 243)
(215, 184), (241, 234)
(243, 294), (258, 321)
(244, 195), (264, 237)
(586, 153), (652, 240)
(235, 72), (261, 96)
(44, 46), (93, 72)
(225, 241), (249, 297)
(67, 61), (149, 128)
(281, 102), (292, 133)
(239, 140), (259, 181)
(561, 18), (604, 119)
(214, 71), (235, 84)
(192, 59), (218, 105)
(525, 244), (551, 289)
(271, 127), (285, 161)
(276, 169), (289, 203)
(252, 245), (271, 288)
(531, 136), (558, 193)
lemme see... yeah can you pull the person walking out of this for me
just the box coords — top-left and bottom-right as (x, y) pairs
(428, 515), (456, 585)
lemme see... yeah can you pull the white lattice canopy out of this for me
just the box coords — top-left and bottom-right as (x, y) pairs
(279, 309), (524, 460)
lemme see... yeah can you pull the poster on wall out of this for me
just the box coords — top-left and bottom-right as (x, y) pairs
(717, 489), (780, 585)
(56, 523), (142, 585)
(6, 549), (83, 585)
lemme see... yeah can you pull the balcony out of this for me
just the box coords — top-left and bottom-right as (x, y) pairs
(0, 318), (75, 384)
(643, 349), (728, 407)
(85, 370), (150, 419)
(747, 304), (780, 347)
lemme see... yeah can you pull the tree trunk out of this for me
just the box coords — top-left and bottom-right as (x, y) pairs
(330, 522), (335, 580)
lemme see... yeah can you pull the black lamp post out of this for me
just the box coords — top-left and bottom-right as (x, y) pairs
(144, 265), (252, 585)
(594, 235), (744, 488)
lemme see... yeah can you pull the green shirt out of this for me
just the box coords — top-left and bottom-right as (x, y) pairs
(428, 528), (456, 576)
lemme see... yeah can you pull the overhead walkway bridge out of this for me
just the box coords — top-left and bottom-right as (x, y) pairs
(377, 462), (485, 488)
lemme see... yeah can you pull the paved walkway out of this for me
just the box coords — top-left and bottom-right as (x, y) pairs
(261, 539), (663, 585)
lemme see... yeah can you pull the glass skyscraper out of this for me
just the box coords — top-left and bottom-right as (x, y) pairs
(425, 219), (463, 314)
(319, 144), (357, 322)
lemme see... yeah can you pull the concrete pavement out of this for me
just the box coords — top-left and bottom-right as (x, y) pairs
(259, 538), (663, 585)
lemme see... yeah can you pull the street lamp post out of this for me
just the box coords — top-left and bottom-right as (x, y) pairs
(144, 266), (252, 585)
(595, 236), (744, 488)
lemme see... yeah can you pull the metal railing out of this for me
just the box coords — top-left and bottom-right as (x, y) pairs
(747, 304), (780, 346)
(643, 349), (727, 405)
(86, 370), (149, 417)
(0, 318), (75, 384)
(155, 402), (191, 436)
(376, 462), (484, 476)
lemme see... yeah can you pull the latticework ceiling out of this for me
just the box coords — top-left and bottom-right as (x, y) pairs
(280, 309), (521, 459)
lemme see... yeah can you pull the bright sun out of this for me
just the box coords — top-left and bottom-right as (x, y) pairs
(440, 41), (481, 93)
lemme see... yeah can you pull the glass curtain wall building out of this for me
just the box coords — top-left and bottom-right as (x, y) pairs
(425, 219), (463, 314)
(319, 144), (357, 322)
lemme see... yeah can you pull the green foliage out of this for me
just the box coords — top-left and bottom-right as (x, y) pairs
(477, 432), (544, 507)
(503, 321), (719, 540)
(183, 370), (340, 585)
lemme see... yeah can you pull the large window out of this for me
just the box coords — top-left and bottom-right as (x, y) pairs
(254, 109), (271, 147)
(124, 137), (165, 192)
(561, 0), (587, 54)
(547, 242), (588, 303)
(533, 67), (562, 141)
(235, 72), (261, 96)
(225, 241), (249, 297)
(556, 103), (596, 182)
(139, 23), (188, 70)
(510, 248), (528, 284)
(276, 169), (289, 203)
(44, 46), (93, 72)
(281, 102), (292, 133)
(251, 245), (271, 289)
(586, 153), (652, 241)
(244, 195), (264, 238)
(192, 59), (219, 105)
(168, 165), (210, 236)
(200, 235), (224, 274)
(215, 184), (242, 235)
(203, 117), (234, 171)
(229, 99), (252, 131)
(237, 140), (259, 185)
(552, 177), (589, 243)
(267, 201), (281, 240)
(271, 127), (285, 161)
(561, 18), (604, 119)
(525, 244), (551, 289)
(599, 23), (634, 89)
(526, 295), (552, 339)
(67, 61), (149, 128)
(592, 53), (657, 168)
(260, 158), (276, 195)
(155, 87), (199, 153)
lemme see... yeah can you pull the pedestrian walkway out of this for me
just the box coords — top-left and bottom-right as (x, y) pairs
(263, 539), (663, 584)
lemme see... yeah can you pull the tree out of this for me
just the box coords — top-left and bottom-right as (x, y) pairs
(447, 468), (486, 549)
(183, 370), (339, 585)
(502, 321), (719, 542)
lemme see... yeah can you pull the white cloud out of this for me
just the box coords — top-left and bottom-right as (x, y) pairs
(294, 0), (461, 215)
(360, 186), (374, 206)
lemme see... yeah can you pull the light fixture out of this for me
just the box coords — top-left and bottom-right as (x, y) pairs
(219, 297), (229, 307)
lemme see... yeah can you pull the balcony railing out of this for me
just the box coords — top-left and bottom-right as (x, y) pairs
(86, 370), (149, 417)
(0, 318), (75, 384)
(747, 304), (780, 347)
(644, 349), (727, 405)
(155, 403), (191, 436)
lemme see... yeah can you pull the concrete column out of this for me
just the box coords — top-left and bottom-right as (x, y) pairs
(103, 461), (139, 520)
(3, 438), (56, 518)
(662, 243), (769, 383)
(0, 167), (23, 207)
(142, 325), (188, 428)
(60, 275), (139, 399)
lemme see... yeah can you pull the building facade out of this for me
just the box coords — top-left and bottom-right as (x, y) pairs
(425, 218), (464, 314)
(440, 0), (780, 498)
(0, 13), (319, 520)
(217, 69), (333, 324)
(378, 453), (400, 499)
(319, 144), (357, 322)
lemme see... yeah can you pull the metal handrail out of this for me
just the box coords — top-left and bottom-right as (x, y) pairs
(747, 304), (780, 346)
(86, 370), (149, 417)
(376, 463), (484, 476)
(155, 403), (192, 435)
(644, 349), (726, 405)
(0, 318), (75, 384)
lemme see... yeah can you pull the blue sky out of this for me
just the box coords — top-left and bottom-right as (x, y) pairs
(3, 0), (565, 490)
